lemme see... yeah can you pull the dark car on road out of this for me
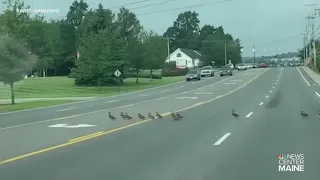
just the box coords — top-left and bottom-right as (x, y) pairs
(220, 66), (233, 76)
(186, 70), (201, 81)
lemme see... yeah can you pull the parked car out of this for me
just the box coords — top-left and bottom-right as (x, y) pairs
(186, 70), (201, 81)
(200, 66), (214, 77)
(220, 66), (233, 76)
(237, 63), (247, 70)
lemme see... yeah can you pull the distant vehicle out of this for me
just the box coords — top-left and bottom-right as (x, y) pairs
(245, 63), (253, 69)
(252, 63), (259, 68)
(259, 63), (268, 68)
(200, 66), (214, 77)
(220, 66), (233, 76)
(186, 70), (201, 81)
(237, 63), (247, 70)
(226, 63), (234, 69)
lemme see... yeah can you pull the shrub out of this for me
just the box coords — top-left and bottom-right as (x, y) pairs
(126, 71), (162, 79)
(162, 68), (188, 77)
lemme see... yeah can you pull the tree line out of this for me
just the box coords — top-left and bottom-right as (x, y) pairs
(0, 0), (242, 90)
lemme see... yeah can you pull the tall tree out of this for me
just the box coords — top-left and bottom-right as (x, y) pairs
(73, 6), (125, 86)
(143, 36), (167, 79)
(116, 7), (141, 44)
(66, 0), (88, 27)
(0, 34), (37, 104)
(126, 38), (145, 83)
(163, 11), (200, 52)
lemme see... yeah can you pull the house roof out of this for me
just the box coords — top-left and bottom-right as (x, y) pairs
(179, 48), (202, 59)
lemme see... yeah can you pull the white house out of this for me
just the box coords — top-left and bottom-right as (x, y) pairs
(165, 48), (201, 68)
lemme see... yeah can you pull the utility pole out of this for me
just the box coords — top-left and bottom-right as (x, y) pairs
(253, 44), (256, 64)
(167, 38), (170, 62)
(224, 43), (227, 65)
(303, 31), (306, 64)
(307, 14), (316, 66)
(313, 41), (317, 67)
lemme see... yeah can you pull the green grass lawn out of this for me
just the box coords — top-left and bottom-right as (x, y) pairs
(0, 76), (184, 100)
(0, 100), (77, 112)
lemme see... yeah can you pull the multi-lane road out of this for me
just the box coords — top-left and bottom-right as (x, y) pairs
(1, 67), (320, 180)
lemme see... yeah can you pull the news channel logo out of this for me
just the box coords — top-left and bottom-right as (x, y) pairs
(278, 153), (304, 172)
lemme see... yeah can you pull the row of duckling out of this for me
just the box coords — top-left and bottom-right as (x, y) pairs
(108, 112), (183, 120)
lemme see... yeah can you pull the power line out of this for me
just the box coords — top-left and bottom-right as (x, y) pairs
(164, 34), (303, 47)
(108, 0), (153, 9)
(45, 0), (232, 21)
(129, 0), (178, 10)
(136, 0), (233, 16)
(254, 34), (303, 47)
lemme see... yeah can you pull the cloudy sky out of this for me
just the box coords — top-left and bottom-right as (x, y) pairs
(4, 0), (320, 56)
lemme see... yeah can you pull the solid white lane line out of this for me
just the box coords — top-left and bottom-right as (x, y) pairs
(270, 90), (272, 92)
(315, 92), (320, 97)
(259, 102), (264, 105)
(266, 96), (269, 98)
(105, 100), (118, 103)
(223, 82), (236, 85)
(296, 67), (311, 86)
(56, 108), (74, 112)
(194, 92), (214, 95)
(246, 112), (253, 118)
(140, 94), (148, 96)
(214, 133), (231, 146)
(176, 97), (198, 99)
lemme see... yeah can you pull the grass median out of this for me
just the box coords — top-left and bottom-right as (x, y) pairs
(0, 75), (184, 111)
(0, 100), (77, 112)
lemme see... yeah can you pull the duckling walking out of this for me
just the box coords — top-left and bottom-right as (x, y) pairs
(120, 112), (127, 119)
(171, 112), (179, 120)
(109, 112), (116, 120)
(301, 111), (308, 118)
(176, 113), (183, 119)
(156, 112), (162, 118)
(138, 113), (145, 120)
(125, 113), (132, 119)
(232, 110), (239, 118)
(148, 113), (155, 120)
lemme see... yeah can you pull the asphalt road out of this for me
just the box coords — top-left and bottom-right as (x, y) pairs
(0, 70), (244, 127)
(1, 67), (319, 180)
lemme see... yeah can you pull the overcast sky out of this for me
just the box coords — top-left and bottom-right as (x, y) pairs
(3, 0), (320, 56)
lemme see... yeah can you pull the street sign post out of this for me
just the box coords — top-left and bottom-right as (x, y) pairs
(114, 69), (122, 93)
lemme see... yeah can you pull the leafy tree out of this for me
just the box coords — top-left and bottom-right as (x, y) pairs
(72, 5), (126, 86)
(66, 0), (88, 26)
(163, 11), (200, 52)
(116, 7), (141, 45)
(0, 34), (37, 104)
(126, 38), (145, 83)
(143, 36), (167, 79)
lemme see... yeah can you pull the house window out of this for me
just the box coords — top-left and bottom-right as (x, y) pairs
(177, 53), (181, 57)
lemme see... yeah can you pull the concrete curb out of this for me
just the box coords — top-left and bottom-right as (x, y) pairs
(300, 66), (320, 85)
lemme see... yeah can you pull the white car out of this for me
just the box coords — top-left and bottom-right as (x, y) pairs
(245, 63), (253, 69)
(200, 66), (214, 77)
(237, 64), (247, 70)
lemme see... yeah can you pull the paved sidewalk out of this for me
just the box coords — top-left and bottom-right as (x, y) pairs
(0, 97), (95, 104)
